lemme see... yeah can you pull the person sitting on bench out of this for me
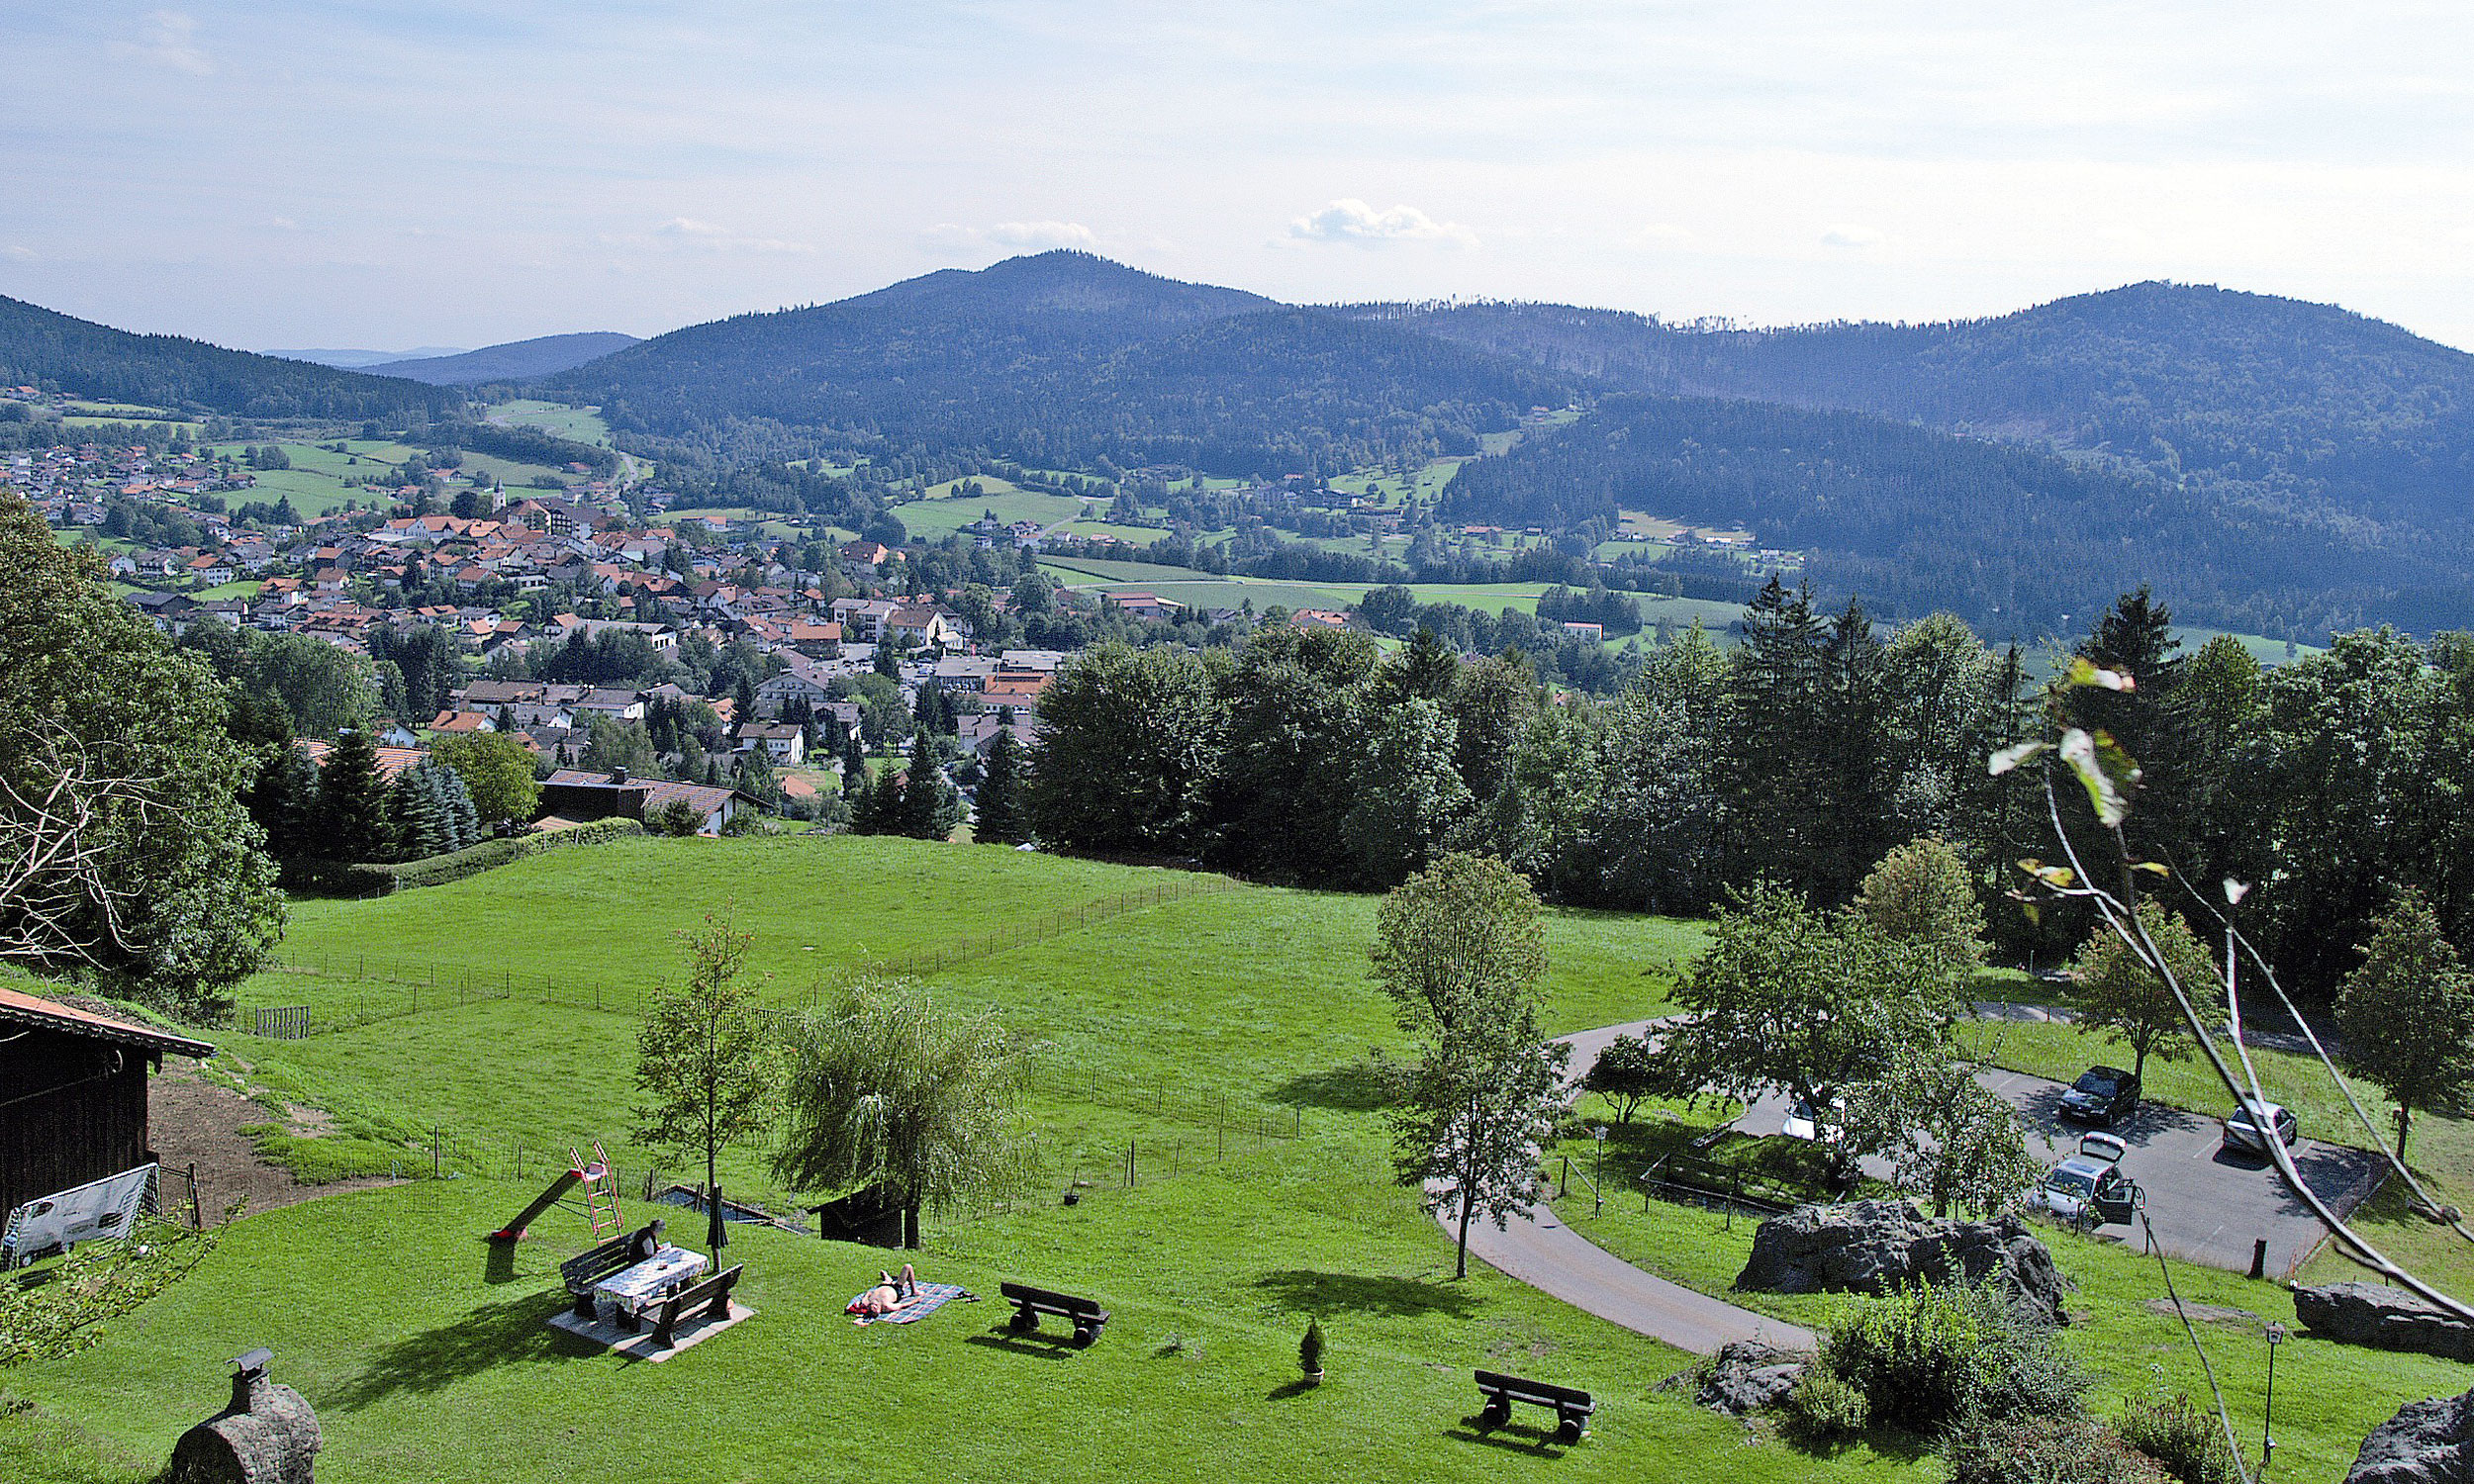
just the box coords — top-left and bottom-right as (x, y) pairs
(847, 1263), (919, 1317)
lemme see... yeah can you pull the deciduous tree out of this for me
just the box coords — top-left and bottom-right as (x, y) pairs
(2071, 900), (2216, 1087)
(633, 910), (777, 1253)
(1373, 853), (1568, 1279)
(2337, 887), (2474, 1161)
(774, 978), (1038, 1250)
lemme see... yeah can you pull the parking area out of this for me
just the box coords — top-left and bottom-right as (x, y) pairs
(1742, 1068), (2389, 1277)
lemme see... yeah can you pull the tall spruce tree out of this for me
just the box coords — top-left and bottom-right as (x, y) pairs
(897, 731), (956, 840)
(975, 719), (1029, 846)
(317, 727), (395, 862)
(1722, 578), (1826, 889)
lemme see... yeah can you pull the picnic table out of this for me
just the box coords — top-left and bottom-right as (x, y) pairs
(595, 1245), (711, 1332)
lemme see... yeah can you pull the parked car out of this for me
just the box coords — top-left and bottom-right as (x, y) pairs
(2056, 1066), (2141, 1127)
(1779, 1089), (1846, 1143)
(2035, 1132), (2135, 1225)
(2223, 1099), (2299, 1155)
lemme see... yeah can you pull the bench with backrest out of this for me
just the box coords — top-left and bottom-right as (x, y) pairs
(1474, 1369), (1594, 1441)
(999, 1280), (1109, 1347)
(648, 1262), (744, 1350)
(558, 1219), (666, 1319)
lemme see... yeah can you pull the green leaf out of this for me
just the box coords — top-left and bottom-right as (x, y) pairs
(2059, 727), (2141, 827)
(1988, 740), (2049, 776)
(2064, 657), (2136, 692)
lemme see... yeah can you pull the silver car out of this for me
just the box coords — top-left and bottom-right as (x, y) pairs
(2035, 1132), (2132, 1224)
(2223, 1099), (2299, 1155)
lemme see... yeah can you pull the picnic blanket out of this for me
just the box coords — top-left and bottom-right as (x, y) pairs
(849, 1282), (976, 1327)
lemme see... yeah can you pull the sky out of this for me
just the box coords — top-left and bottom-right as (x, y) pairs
(4, 1), (2472, 352)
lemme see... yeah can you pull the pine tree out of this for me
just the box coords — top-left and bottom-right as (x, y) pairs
(1722, 578), (1826, 889)
(317, 727), (395, 862)
(898, 730), (953, 840)
(437, 761), (482, 848)
(391, 762), (447, 861)
(976, 720), (1028, 845)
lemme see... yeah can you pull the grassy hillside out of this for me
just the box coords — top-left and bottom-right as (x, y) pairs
(4, 835), (2463, 1483)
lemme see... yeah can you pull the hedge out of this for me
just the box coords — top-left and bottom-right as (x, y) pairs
(283, 817), (647, 897)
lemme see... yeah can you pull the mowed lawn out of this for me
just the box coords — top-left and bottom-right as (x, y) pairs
(0, 840), (1843, 1484)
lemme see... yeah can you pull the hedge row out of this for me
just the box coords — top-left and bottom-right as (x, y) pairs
(283, 817), (647, 896)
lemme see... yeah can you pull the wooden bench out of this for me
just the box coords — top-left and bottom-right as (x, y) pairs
(648, 1263), (743, 1350)
(558, 1219), (665, 1320)
(999, 1280), (1109, 1347)
(1474, 1369), (1594, 1442)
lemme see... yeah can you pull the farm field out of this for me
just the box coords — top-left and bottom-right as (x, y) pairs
(486, 400), (615, 447)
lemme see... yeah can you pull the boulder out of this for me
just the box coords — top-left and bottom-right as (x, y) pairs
(2347, 1387), (2474, 1484)
(1688, 1341), (1810, 1415)
(1736, 1199), (2072, 1325)
(2299, 1281), (2474, 1363)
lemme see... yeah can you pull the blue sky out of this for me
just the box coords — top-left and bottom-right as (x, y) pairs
(4, 2), (2471, 350)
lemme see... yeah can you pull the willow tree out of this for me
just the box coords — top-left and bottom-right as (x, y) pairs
(773, 978), (1038, 1249)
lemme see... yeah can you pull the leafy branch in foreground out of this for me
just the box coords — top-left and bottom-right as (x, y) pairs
(0, 1204), (238, 1368)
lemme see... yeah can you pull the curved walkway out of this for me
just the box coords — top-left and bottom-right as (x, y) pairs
(1433, 1017), (1814, 1356)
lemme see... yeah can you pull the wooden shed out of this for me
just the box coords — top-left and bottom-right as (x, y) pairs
(0, 984), (213, 1221)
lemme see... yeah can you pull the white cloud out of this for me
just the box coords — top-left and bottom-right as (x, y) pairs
(1285, 199), (1476, 248)
(269, 216), (300, 232)
(2, 245), (37, 262)
(921, 221), (1100, 252)
(1819, 224), (1885, 248)
(113, 11), (214, 76)
(1625, 223), (1695, 249)
(632, 218), (813, 254)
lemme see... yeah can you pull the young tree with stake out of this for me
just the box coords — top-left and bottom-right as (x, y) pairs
(632, 909), (778, 1254)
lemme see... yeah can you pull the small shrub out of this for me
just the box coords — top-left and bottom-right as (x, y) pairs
(2116, 1384), (2242, 1484)
(1947, 1412), (2169, 1484)
(1825, 1280), (2086, 1434)
(1780, 1365), (1868, 1442)
(650, 799), (705, 836)
(1299, 1319), (1325, 1374)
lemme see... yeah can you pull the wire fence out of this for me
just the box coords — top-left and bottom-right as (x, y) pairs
(239, 874), (1241, 1037)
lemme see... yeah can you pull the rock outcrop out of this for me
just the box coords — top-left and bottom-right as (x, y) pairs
(1735, 1199), (2071, 1325)
(1687, 1341), (1810, 1415)
(2298, 1281), (2474, 1363)
(2347, 1387), (2474, 1484)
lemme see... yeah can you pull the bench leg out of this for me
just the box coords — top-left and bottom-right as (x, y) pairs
(1008, 1307), (1038, 1332)
(1478, 1399), (1509, 1431)
(1071, 1323), (1095, 1348)
(572, 1292), (596, 1321)
(1556, 1413), (1585, 1443)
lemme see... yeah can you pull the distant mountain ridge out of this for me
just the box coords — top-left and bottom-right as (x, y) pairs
(1361, 285), (2474, 530)
(0, 297), (455, 421)
(268, 345), (468, 368)
(367, 332), (641, 385)
(547, 251), (1561, 473)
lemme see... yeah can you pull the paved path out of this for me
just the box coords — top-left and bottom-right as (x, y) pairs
(1431, 1016), (1812, 1356)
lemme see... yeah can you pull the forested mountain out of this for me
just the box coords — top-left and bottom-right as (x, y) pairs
(1371, 285), (2474, 532)
(0, 297), (456, 421)
(1442, 394), (2474, 637)
(546, 251), (1567, 474)
(367, 331), (639, 385)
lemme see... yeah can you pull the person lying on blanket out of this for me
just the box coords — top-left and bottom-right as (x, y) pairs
(847, 1263), (919, 1317)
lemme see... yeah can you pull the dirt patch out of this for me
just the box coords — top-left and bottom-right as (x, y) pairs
(148, 1060), (398, 1220)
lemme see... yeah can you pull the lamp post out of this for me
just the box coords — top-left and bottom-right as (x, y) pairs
(1591, 1125), (1607, 1217)
(2263, 1320), (2286, 1475)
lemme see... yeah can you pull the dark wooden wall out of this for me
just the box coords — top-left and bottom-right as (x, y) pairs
(0, 1028), (150, 1219)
